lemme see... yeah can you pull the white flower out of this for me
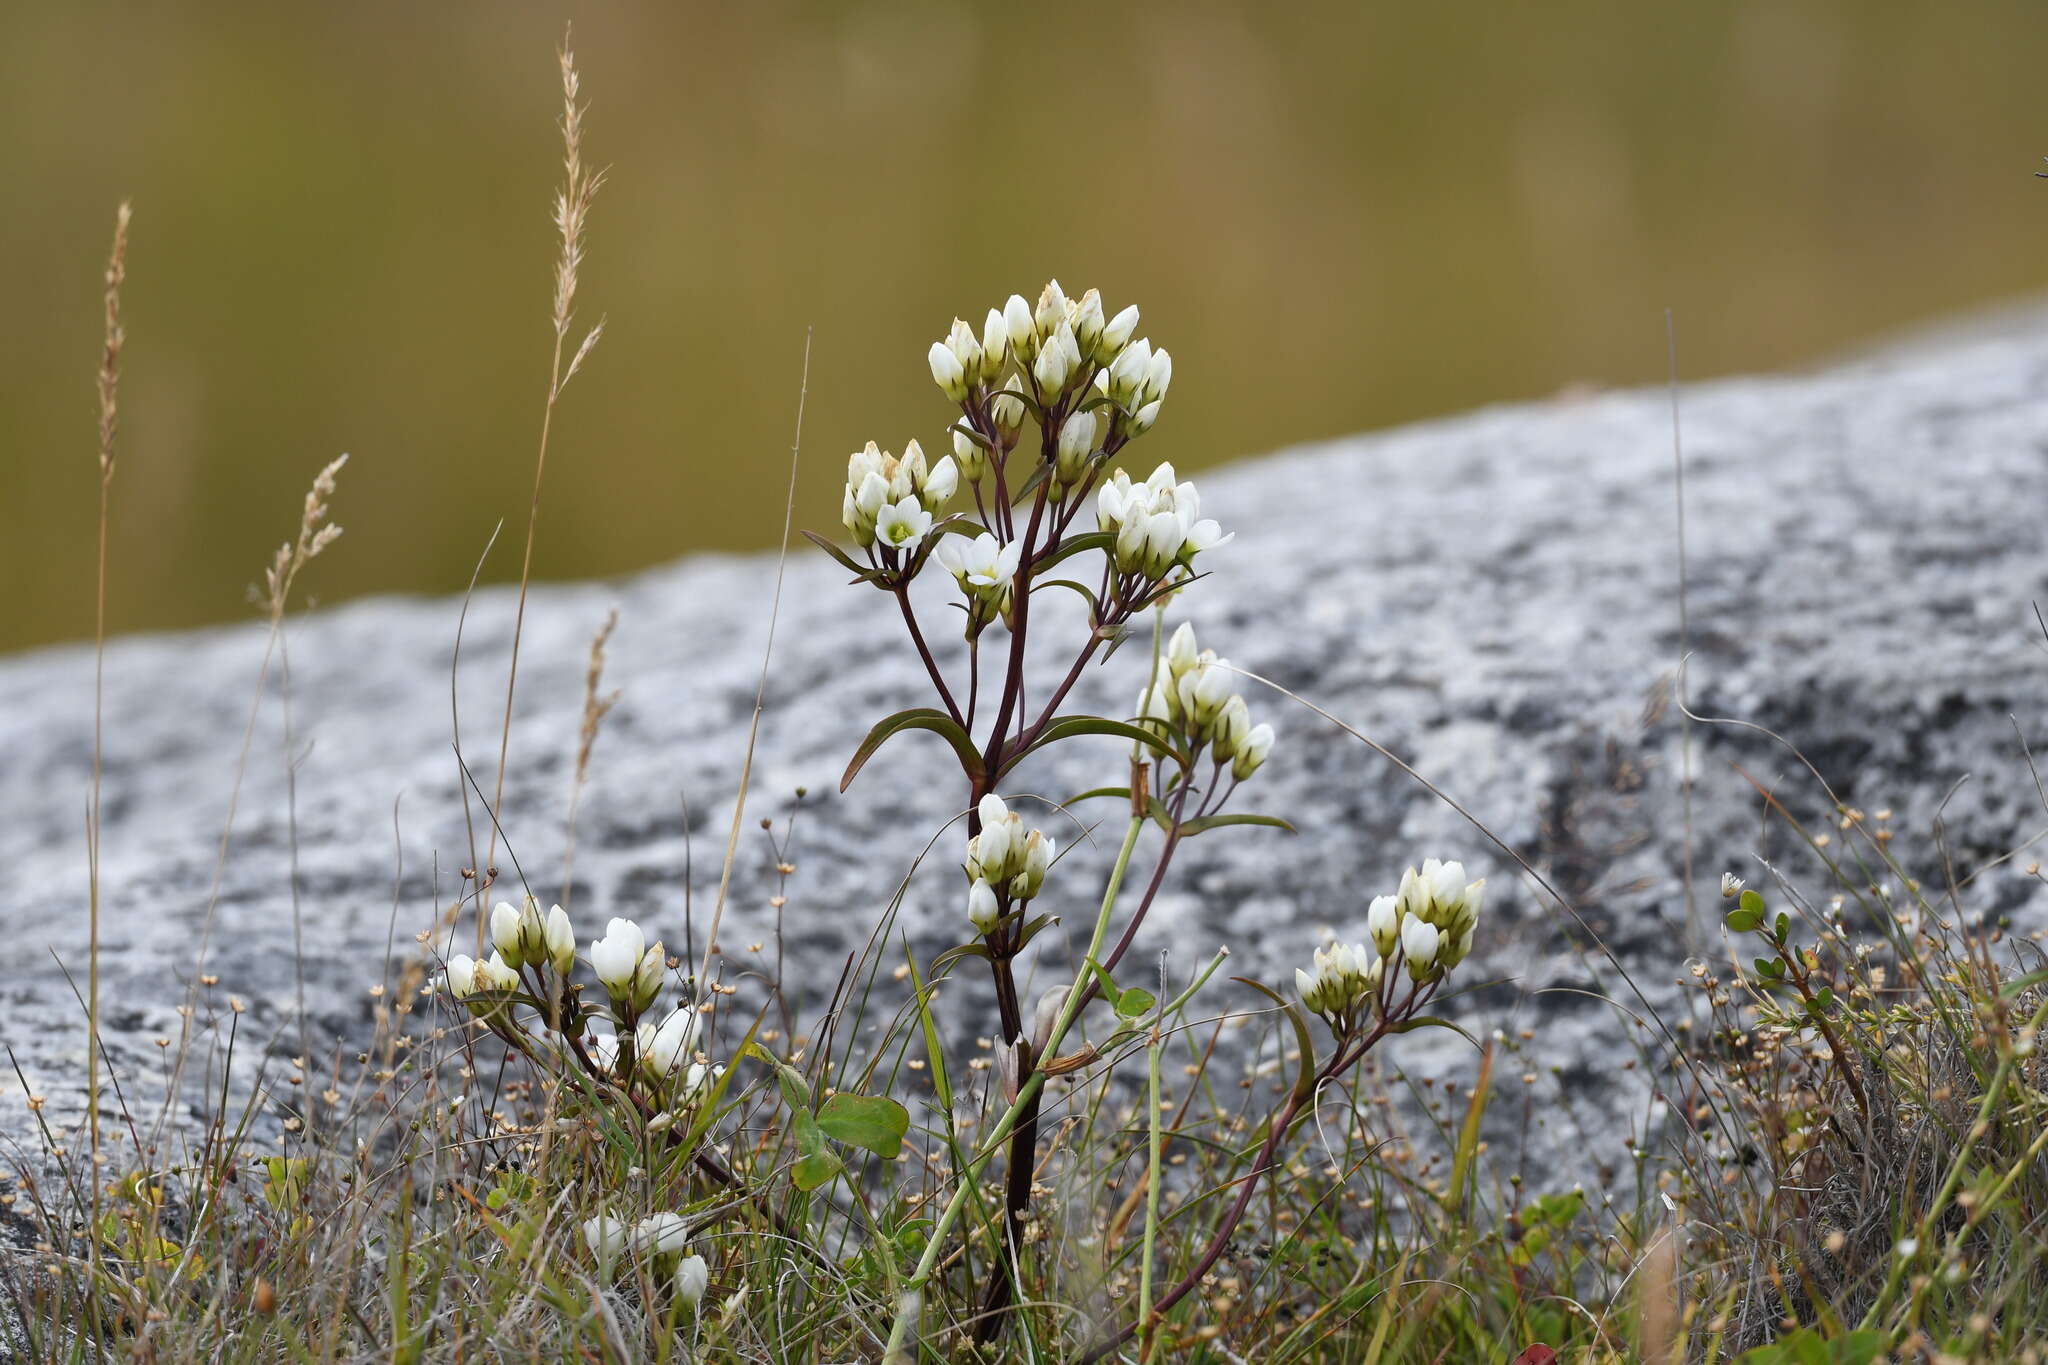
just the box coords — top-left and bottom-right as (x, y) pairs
(1165, 622), (1199, 670)
(1011, 830), (1052, 900)
(1130, 399), (1163, 435)
(590, 918), (645, 997)
(544, 904), (576, 973)
(1232, 722), (1275, 780)
(583, 1214), (629, 1265)
(587, 1028), (622, 1075)
(966, 877), (1000, 934)
(875, 496), (933, 550)
(1033, 322), (1075, 393)
(673, 1253), (710, 1306)
(632, 942), (667, 1012)
(921, 453), (959, 510)
(1401, 916), (1442, 980)
(490, 901), (525, 967)
(1003, 293), (1035, 351)
(944, 318), (982, 383)
(680, 1060), (722, 1101)
(1054, 409), (1098, 485)
(1144, 347), (1173, 402)
(472, 953), (520, 993)
(1365, 894), (1401, 956)
(1175, 656), (1234, 725)
(637, 1007), (699, 1079)
(935, 532), (1020, 599)
(1720, 872), (1745, 899)
(637, 1212), (692, 1257)
(1100, 304), (1140, 361)
(1072, 289), (1105, 357)
(1034, 279), (1069, 336)
(928, 340), (968, 401)
(1297, 939), (1380, 1021)
(950, 427), (987, 484)
(1108, 338), (1151, 408)
(979, 309), (1008, 383)
(1212, 695), (1251, 759)
(442, 954), (479, 999)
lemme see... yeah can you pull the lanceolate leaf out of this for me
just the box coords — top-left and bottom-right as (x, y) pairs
(841, 708), (985, 791)
(817, 1094), (911, 1160)
(1175, 812), (1297, 837)
(1005, 715), (1183, 777)
(801, 529), (882, 581)
(1032, 530), (1115, 574)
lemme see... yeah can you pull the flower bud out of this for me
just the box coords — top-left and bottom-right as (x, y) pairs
(1144, 347), (1173, 402)
(674, 1253), (710, 1307)
(1033, 323), (1075, 394)
(951, 427), (987, 484)
(1034, 279), (1069, 338)
(1366, 894), (1400, 956)
(945, 319), (982, 387)
(1100, 304), (1140, 360)
(1054, 410), (1098, 488)
(1072, 289), (1105, 358)
(636, 1212), (691, 1257)
(1004, 293), (1035, 354)
(1013, 830), (1052, 899)
(980, 309), (1009, 384)
(545, 904), (576, 973)
(1211, 694), (1251, 760)
(1108, 338), (1151, 408)
(928, 340), (968, 402)
(990, 388), (1025, 444)
(632, 941), (667, 1012)
(1130, 399), (1163, 435)
(1231, 723), (1275, 781)
(1401, 916), (1441, 981)
(1030, 987), (1068, 1055)
(490, 901), (526, 969)
(921, 453), (959, 511)
(583, 1214), (629, 1268)
(966, 877), (1000, 934)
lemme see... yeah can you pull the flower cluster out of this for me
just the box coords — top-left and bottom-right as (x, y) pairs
(841, 439), (958, 551)
(1297, 859), (1486, 1031)
(1293, 940), (1381, 1025)
(438, 901), (719, 1108)
(1375, 858), (1484, 981)
(963, 793), (1054, 935)
(582, 1211), (710, 1305)
(927, 281), (1169, 496)
(1096, 463), (1230, 581)
(1137, 623), (1274, 780)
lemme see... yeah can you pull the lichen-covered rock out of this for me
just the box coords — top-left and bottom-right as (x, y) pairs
(5, 317), (2048, 1192)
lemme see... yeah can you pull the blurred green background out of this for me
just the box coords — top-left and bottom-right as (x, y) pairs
(5, 1), (2046, 653)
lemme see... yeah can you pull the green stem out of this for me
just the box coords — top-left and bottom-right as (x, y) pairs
(883, 813), (1147, 1361)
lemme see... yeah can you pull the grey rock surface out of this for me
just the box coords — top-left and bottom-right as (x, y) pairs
(6, 317), (2048, 1195)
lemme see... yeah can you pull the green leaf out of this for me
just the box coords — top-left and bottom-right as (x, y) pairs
(1385, 1014), (1483, 1047)
(1036, 577), (1101, 618)
(800, 529), (885, 583)
(1013, 912), (1058, 950)
(841, 708), (985, 792)
(1724, 907), (1762, 932)
(1032, 530), (1114, 574)
(1064, 786), (1132, 806)
(1176, 811), (1297, 837)
(1002, 714), (1184, 777)
(1754, 956), (1784, 979)
(790, 1110), (843, 1191)
(1739, 889), (1766, 916)
(930, 941), (992, 973)
(744, 1040), (812, 1109)
(817, 1094), (911, 1160)
(1116, 987), (1157, 1020)
(1775, 912), (1790, 943)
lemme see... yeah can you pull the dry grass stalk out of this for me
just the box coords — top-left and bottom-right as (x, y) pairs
(484, 29), (607, 907)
